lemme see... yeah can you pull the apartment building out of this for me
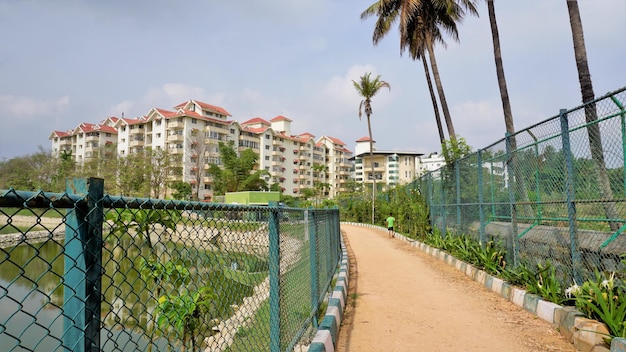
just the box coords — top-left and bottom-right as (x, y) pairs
(49, 99), (353, 200)
(353, 137), (423, 189)
(49, 122), (118, 162)
(419, 152), (446, 174)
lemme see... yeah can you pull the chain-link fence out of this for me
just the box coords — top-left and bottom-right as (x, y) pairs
(417, 86), (626, 285)
(0, 178), (341, 352)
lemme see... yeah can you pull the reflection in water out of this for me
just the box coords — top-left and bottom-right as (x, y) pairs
(0, 234), (267, 351)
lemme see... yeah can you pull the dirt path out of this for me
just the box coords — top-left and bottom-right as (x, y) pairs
(335, 224), (577, 352)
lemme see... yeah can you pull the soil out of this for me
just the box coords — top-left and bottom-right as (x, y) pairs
(335, 224), (578, 352)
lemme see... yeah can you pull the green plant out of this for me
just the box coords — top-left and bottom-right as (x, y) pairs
(470, 240), (507, 276)
(156, 286), (218, 351)
(514, 261), (566, 304)
(567, 271), (626, 343)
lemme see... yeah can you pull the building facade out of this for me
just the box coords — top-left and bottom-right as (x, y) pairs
(49, 99), (353, 200)
(353, 137), (423, 189)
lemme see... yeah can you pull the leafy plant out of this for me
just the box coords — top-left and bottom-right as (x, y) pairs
(514, 261), (566, 304)
(567, 271), (626, 342)
(156, 286), (218, 351)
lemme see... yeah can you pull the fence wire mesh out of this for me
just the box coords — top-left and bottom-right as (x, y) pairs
(0, 185), (341, 352)
(418, 87), (626, 285)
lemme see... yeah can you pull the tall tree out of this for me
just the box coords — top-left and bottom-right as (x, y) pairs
(207, 141), (268, 195)
(353, 72), (391, 224)
(188, 128), (210, 200)
(361, 0), (478, 144)
(486, 0), (513, 138)
(566, 0), (620, 231)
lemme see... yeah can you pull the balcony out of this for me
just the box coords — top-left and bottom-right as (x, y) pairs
(129, 139), (144, 147)
(167, 134), (185, 142)
(167, 120), (184, 129)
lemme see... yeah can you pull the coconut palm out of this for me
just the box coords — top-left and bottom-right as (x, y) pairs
(361, 0), (478, 145)
(486, 1), (513, 138)
(566, 0), (620, 231)
(353, 72), (391, 224)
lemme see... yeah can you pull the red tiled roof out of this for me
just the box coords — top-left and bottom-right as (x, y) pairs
(195, 100), (232, 116)
(327, 136), (347, 146)
(356, 136), (373, 143)
(270, 115), (292, 122)
(241, 117), (271, 125)
(50, 131), (70, 138)
(155, 108), (178, 118)
(243, 126), (269, 134)
(174, 100), (232, 117)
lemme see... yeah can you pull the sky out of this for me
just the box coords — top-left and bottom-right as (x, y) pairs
(0, 1), (625, 161)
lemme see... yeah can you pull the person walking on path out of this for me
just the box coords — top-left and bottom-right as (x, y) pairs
(385, 213), (395, 238)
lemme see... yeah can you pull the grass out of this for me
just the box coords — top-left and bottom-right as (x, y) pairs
(0, 225), (45, 235)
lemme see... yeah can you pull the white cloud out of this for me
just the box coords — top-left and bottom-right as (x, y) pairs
(324, 64), (393, 109)
(452, 100), (505, 148)
(0, 95), (70, 118)
(108, 83), (230, 118)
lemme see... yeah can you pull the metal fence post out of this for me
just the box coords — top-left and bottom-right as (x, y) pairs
(477, 150), (486, 247)
(268, 206), (281, 352)
(440, 171), (447, 236)
(559, 109), (582, 283)
(504, 133), (519, 266)
(427, 174), (434, 233)
(63, 177), (104, 352)
(610, 95), (626, 197)
(325, 210), (332, 273)
(308, 209), (319, 329)
(455, 160), (461, 228)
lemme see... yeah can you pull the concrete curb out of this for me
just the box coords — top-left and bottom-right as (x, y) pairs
(308, 237), (349, 352)
(339, 222), (623, 352)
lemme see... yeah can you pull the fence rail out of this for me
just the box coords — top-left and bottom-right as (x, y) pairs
(417, 86), (626, 285)
(0, 178), (342, 352)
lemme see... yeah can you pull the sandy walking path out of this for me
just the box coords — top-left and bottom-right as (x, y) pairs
(335, 224), (576, 352)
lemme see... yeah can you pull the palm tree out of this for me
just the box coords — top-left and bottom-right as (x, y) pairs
(486, 1), (513, 138)
(566, 0), (620, 231)
(353, 72), (391, 224)
(361, 0), (478, 144)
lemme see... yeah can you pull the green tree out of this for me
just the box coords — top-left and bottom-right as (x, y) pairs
(116, 152), (149, 197)
(145, 147), (175, 199)
(353, 72), (391, 224)
(207, 141), (268, 195)
(361, 0), (477, 144)
(170, 181), (192, 200)
(0, 147), (61, 191)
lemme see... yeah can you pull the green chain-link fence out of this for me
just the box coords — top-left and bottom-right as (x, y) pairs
(0, 178), (341, 351)
(417, 86), (626, 285)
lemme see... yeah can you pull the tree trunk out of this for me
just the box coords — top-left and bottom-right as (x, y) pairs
(488, 0), (534, 219)
(427, 43), (456, 141)
(422, 57), (446, 145)
(487, 0), (514, 138)
(367, 114), (376, 224)
(567, 0), (621, 231)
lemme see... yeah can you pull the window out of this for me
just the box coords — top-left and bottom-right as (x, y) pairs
(230, 128), (235, 134)
(265, 145), (270, 150)
(265, 156), (270, 160)
(192, 118), (197, 124)
(156, 120), (162, 126)
(265, 134), (270, 139)
(156, 133), (161, 138)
